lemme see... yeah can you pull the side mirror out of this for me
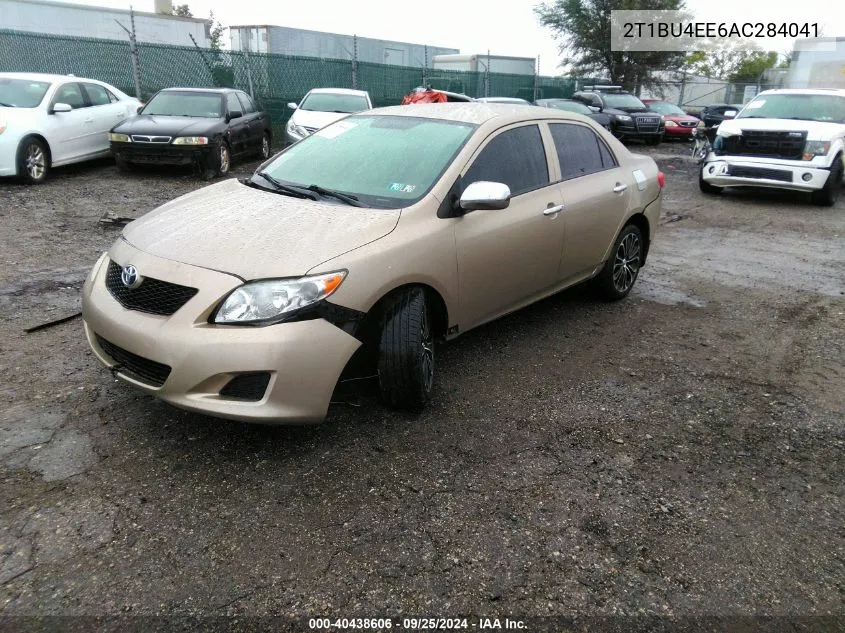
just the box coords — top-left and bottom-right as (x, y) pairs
(227, 110), (242, 122)
(724, 110), (737, 118)
(287, 102), (298, 110)
(459, 181), (511, 211)
(588, 105), (601, 113)
(136, 105), (144, 114)
(52, 102), (72, 113)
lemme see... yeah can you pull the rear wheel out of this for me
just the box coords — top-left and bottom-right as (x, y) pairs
(258, 133), (271, 159)
(377, 288), (435, 411)
(17, 137), (49, 185)
(596, 224), (643, 301)
(811, 156), (843, 207)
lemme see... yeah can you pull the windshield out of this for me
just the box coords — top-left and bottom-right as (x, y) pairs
(300, 92), (369, 113)
(142, 91), (223, 117)
(545, 100), (591, 114)
(737, 94), (845, 123)
(258, 115), (476, 209)
(0, 78), (51, 108)
(602, 93), (647, 109)
(647, 101), (686, 116)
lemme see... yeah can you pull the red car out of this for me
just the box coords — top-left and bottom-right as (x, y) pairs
(642, 100), (700, 138)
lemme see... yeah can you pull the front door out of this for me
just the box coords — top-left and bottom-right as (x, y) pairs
(44, 82), (91, 163)
(454, 123), (565, 330)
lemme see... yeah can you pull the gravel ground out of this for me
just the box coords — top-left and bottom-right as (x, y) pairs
(0, 141), (843, 631)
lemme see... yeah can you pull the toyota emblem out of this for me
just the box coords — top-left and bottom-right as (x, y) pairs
(120, 264), (142, 289)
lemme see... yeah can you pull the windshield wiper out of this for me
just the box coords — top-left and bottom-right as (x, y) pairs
(254, 172), (320, 200)
(0, 102), (15, 107)
(306, 184), (363, 207)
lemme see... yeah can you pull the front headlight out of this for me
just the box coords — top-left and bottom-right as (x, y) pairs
(802, 141), (830, 161)
(615, 115), (632, 122)
(109, 133), (131, 142)
(664, 120), (678, 127)
(213, 271), (347, 324)
(172, 136), (209, 145)
(286, 120), (308, 138)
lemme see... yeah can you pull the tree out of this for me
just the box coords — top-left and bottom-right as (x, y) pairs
(171, 4), (193, 18)
(208, 11), (225, 52)
(683, 46), (778, 81)
(535, 0), (687, 92)
(730, 51), (778, 81)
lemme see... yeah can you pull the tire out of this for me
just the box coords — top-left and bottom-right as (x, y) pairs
(646, 135), (662, 146)
(811, 155), (843, 207)
(377, 288), (435, 411)
(203, 141), (230, 180)
(596, 224), (643, 301)
(17, 137), (50, 185)
(699, 165), (723, 195)
(258, 133), (271, 160)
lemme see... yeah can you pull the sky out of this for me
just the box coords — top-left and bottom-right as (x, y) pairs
(50, 0), (845, 75)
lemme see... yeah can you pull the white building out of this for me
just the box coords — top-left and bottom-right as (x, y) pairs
(787, 38), (845, 89)
(0, 0), (211, 47)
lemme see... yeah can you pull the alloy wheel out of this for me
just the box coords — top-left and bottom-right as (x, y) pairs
(25, 144), (46, 181)
(612, 232), (641, 293)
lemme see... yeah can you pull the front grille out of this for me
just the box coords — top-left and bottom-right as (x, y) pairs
(106, 260), (198, 316)
(679, 121), (698, 127)
(635, 116), (661, 133)
(131, 135), (172, 143)
(219, 372), (271, 401)
(96, 335), (171, 387)
(302, 126), (319, 134)
(719, 130), (807, 159)
(727, 165), (793, 182)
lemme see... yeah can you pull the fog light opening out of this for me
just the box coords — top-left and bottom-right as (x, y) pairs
(802, 173), (813, 182)
(708, 166), (715, 174)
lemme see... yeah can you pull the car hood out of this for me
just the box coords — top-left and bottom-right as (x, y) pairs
(291, 109), (351, 130)
(719, 117), (845, 141)
(112, 114), (223, 136)
(122, 178), (400, 279)
(663, 114), (699, 123)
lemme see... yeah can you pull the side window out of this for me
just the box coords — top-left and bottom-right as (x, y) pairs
(236, 92), (255, 114)
(83, 83), (111, 106)
(226, 93), (242, 115)
(463, 125), (549, 196)
(549, 123), (614, 180)
(53, 82), (86, 109)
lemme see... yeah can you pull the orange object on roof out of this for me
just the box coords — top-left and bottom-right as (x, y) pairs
(401, 88), (448, 105)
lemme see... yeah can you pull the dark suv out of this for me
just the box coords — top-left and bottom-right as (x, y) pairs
(572, 87), (664, 145)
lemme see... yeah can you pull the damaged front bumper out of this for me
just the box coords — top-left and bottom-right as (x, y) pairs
(700, 155), (834, 192)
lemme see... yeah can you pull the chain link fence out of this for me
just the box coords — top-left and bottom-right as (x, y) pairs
(1, 28), (588, 140)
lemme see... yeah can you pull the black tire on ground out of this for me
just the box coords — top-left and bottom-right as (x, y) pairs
(16, 136), (50, 185)
(595, 224), (644, 301)
(699, 166), (723, 195)
(377, 288), (435, 411)
(811, 155), (843, 207)
(203, 141), (231, 180)
(258, 133), (271, 159)
(115, 157), (133, 173)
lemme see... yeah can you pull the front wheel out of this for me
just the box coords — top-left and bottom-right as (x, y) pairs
(699, 166), (723, 195)
(203, 141), (231, 180)
(258, 133), (271, 160)
(17, 137), (50, 185)
(811, 156), (843, 207)
(377, 288), (435, 411)
(596, 224), (643, 301)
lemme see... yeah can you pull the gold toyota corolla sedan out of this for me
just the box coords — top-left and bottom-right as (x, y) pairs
(82, 103), (664, 424)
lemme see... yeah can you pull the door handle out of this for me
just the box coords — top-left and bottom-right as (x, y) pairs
(543, 204), (564, 216)
(613, 183), (628, 193)
(84, 117), (94, 124)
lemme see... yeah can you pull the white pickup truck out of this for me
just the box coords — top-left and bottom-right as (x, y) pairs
(699, 88), (845, 206)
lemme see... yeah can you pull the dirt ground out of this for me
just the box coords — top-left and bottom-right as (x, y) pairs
(0, 140), (843, 631)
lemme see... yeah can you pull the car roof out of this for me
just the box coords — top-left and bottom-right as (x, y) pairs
(757, 88), (845, 97)
(160, 87), (238, 94)
(0, 71), (103, 83)
(363, 102), (595, 125)
(307, 88), (370, 96)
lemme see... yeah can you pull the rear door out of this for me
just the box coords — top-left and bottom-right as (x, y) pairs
(549, 122), (630, 284)
(81, 82), (126, 154)
(454, 123), (566, 329)
(236, 91), (262, 151)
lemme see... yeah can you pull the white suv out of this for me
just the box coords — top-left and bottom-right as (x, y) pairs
(699, 88), (845, 206)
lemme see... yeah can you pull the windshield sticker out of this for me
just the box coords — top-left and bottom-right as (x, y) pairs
(389, 183), (417, 193)
(315, 120), (356, 139)
(745, 100), (765, 109)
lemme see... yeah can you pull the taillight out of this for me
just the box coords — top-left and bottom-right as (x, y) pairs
(657, 171), (665, 188)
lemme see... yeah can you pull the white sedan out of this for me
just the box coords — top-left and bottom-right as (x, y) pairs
(0, 72), (141, 184)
